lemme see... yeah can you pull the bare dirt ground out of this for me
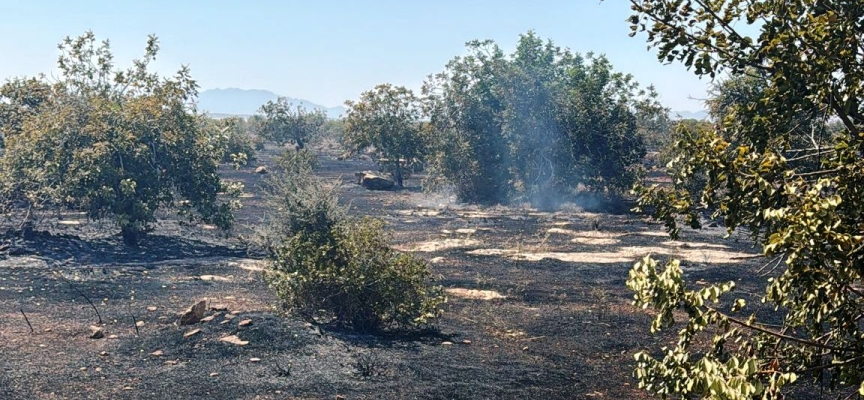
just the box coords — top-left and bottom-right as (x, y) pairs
(0, 144), (767, 399)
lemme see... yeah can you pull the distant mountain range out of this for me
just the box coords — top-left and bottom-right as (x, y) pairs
(197, 88), (346, 119)
(669, 110), (709, 120)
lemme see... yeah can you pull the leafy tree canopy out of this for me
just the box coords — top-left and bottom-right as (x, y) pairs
(0, 31), (236, 245)
(423, 31), (660, 205)
(343, 84), (427, 187)
(255, 97), (325, 149)
(624, 1), (864, 397)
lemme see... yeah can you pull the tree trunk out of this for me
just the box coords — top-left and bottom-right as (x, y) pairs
(121, 225), (141, 247)
(394, 165), (404, 188)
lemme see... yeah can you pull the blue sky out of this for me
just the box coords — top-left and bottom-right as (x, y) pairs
(0, 0), (712, 111)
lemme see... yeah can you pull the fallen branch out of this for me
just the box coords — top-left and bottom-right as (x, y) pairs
(20, 307), (34, 334)
(131, 314), (140, 336)
(54, 272), (103, 325)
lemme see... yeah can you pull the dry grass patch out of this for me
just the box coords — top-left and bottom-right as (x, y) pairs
(445, 288), (506, 301)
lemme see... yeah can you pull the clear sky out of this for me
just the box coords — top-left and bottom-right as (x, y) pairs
(0, 0), (712, 111)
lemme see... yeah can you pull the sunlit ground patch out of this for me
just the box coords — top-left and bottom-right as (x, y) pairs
(467, 244), (755, 264)
(634, 231), (669, 237)
(660, 240), (730, 249)
(545, 228), (624, 245)
(394, 209), (441, 217)
(396, 238), (482, 252)
(227, 259), (266, 272)
(456, 211), (496, 219)
(445, 288), (506, 300)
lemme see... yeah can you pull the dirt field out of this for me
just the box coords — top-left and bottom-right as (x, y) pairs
(0, 144), (766, 399)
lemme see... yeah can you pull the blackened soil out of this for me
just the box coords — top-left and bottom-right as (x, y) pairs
(0, 142), (768, 399)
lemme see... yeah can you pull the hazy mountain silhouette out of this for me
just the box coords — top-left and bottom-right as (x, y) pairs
(669, 110), (709, 120)
(197, 88), (346, 119)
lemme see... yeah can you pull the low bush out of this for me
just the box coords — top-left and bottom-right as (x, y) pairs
(260, 152), (444, 332)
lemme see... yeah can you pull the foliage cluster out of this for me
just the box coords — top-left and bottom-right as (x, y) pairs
(0, 32), (236, 245)
(255, 98), (326, 150)
(343, 84), (427, 187)
(260, 149), (445, 332)
(345, 32), (665, 204)
(200, 116), (259, 168)
(625, 1), (864, 398)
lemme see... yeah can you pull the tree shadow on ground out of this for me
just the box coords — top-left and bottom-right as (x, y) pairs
(312, 321), (457, 349)
(1, 229), (249, 265)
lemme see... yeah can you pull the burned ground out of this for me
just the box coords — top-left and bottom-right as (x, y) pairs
(0, 144), (767, 399)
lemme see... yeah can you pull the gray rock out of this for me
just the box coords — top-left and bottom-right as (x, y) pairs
(354, 172), (394, 191)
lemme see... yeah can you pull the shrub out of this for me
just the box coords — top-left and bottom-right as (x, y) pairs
(260, 161), (444, 332)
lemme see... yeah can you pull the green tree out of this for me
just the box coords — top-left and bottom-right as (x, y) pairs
(199, 116), (258, 168)
(624, 1), (864, 397)
(256, 97), (325, 149)
(344, 84), (426, 188)
(424, 32), (655, 205)
(0, 32), (235, 245)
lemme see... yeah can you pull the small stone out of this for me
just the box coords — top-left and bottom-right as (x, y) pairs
(99, 351), (109, 357)
(238, 319), (252, 327)
(43, 327), (52, 332)
(95, 367), (102, 372)
(522, 346), (529, 351)
(146, 306), (158, 312)
(462, 339), (472, 345)
(89, 326), (104, 339)
(108, 334), (119, 339)
(441, 341), (453, 346)
(79, 367), (87, 371)
(249, 357), (261, 363)
(220, 320), (230, 325)
(151, 350), (164, 357)
(209, 372), (219, 377)
(179, 300), (207, 325)
(135, 321), (145, 327)
(199, 275), (231, 282)
(254, 166), (268, 174)
(200, 315), (216, 323)
(223, 313), (236, 320)
(123, 386), (133, 391)
(183, 329), (201, 338)
(219, 335), (249, 346)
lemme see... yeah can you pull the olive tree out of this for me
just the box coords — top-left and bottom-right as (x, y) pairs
(622, 1), (864, 397)
(0, 32), (235, 245)
(343, 84), (426, 188)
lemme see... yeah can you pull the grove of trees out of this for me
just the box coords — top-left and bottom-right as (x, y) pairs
(344, 32), (667, 208)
